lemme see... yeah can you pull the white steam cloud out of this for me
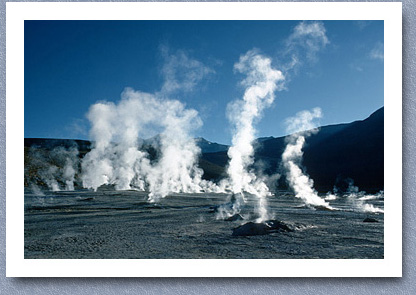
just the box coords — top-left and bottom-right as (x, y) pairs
(222, 49), (285, 222)
(286, 21), (329, 64)
(344, 181), (384, 213)
(26, 146), (79, 192)
(63, 152), (78, 191)
(282, 108), (330, 208)
(160, 46), (215, 94)
(281, 21), (329, 78)
(81, 87), (219, 201)
(80, 48), (221, 201)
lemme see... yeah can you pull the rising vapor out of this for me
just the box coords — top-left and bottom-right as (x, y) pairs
(222, 49), (285, 221)
(281, 21), (329, 82)
(282, 108), (330, 208)
(26, 146), (79, 192)
(343, 181), (384, 213)
(159, 46), (215, 94)
(81, 87), (217, 201)
(81, 49), (220, 201)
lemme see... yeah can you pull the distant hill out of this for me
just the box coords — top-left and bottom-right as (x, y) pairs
(24, 136), (228, 154)
(24, 107), (384, 192)
(195, 137), (229, 153)
(24, 138), (91, 152)
(140, 135), (229, 154)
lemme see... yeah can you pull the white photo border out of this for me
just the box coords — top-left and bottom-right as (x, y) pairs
(6, 2), (402, 277)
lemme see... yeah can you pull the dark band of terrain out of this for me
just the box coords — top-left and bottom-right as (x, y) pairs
(25, 107), (384, 193)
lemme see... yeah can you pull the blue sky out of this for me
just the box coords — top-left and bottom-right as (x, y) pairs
(24, 20), (383, 145)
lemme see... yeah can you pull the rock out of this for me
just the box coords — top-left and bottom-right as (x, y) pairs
(225, 214), (244, 221)
(294, 205), (308, 209)
(363, 217), (378, 223)
(77, 197), (94, 202)
(314, 205), (334, 211)
(232, 220), (293, 236)
(264, 220), (293, 232)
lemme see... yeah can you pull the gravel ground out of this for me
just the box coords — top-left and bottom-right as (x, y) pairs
(24, 189), (384, 259)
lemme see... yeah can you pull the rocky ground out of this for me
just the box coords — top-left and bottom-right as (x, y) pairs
(24, 189), (384, 259)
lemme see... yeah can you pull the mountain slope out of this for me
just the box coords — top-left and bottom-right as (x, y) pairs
(303, 107), (384, 192)
(202, 107), (384, 193)
(195, 137), (229, 153)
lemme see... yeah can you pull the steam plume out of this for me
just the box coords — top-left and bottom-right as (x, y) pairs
(343, 181), (384, 213)
(282, 108), (330, 208)
(60, 148), (79, 191)
(160, 46), (215, 94)
(223, 50), (285, 221)
(80, 87), (217, 201)
(283, 21), (329, 73)
(26, 146), (79, 191)
(78, 48), (223, 200)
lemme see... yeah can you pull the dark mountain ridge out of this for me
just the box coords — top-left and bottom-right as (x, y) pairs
(24, 138), (91, 152)
(25, 107), (384, 193)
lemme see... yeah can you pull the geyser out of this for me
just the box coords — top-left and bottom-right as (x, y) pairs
(343, 181), (384, 213)
(81, 88), (219, 201)
(282, 108), (331, 208)
(222, 49), (285, 222)
(79, 48), (223, 201)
